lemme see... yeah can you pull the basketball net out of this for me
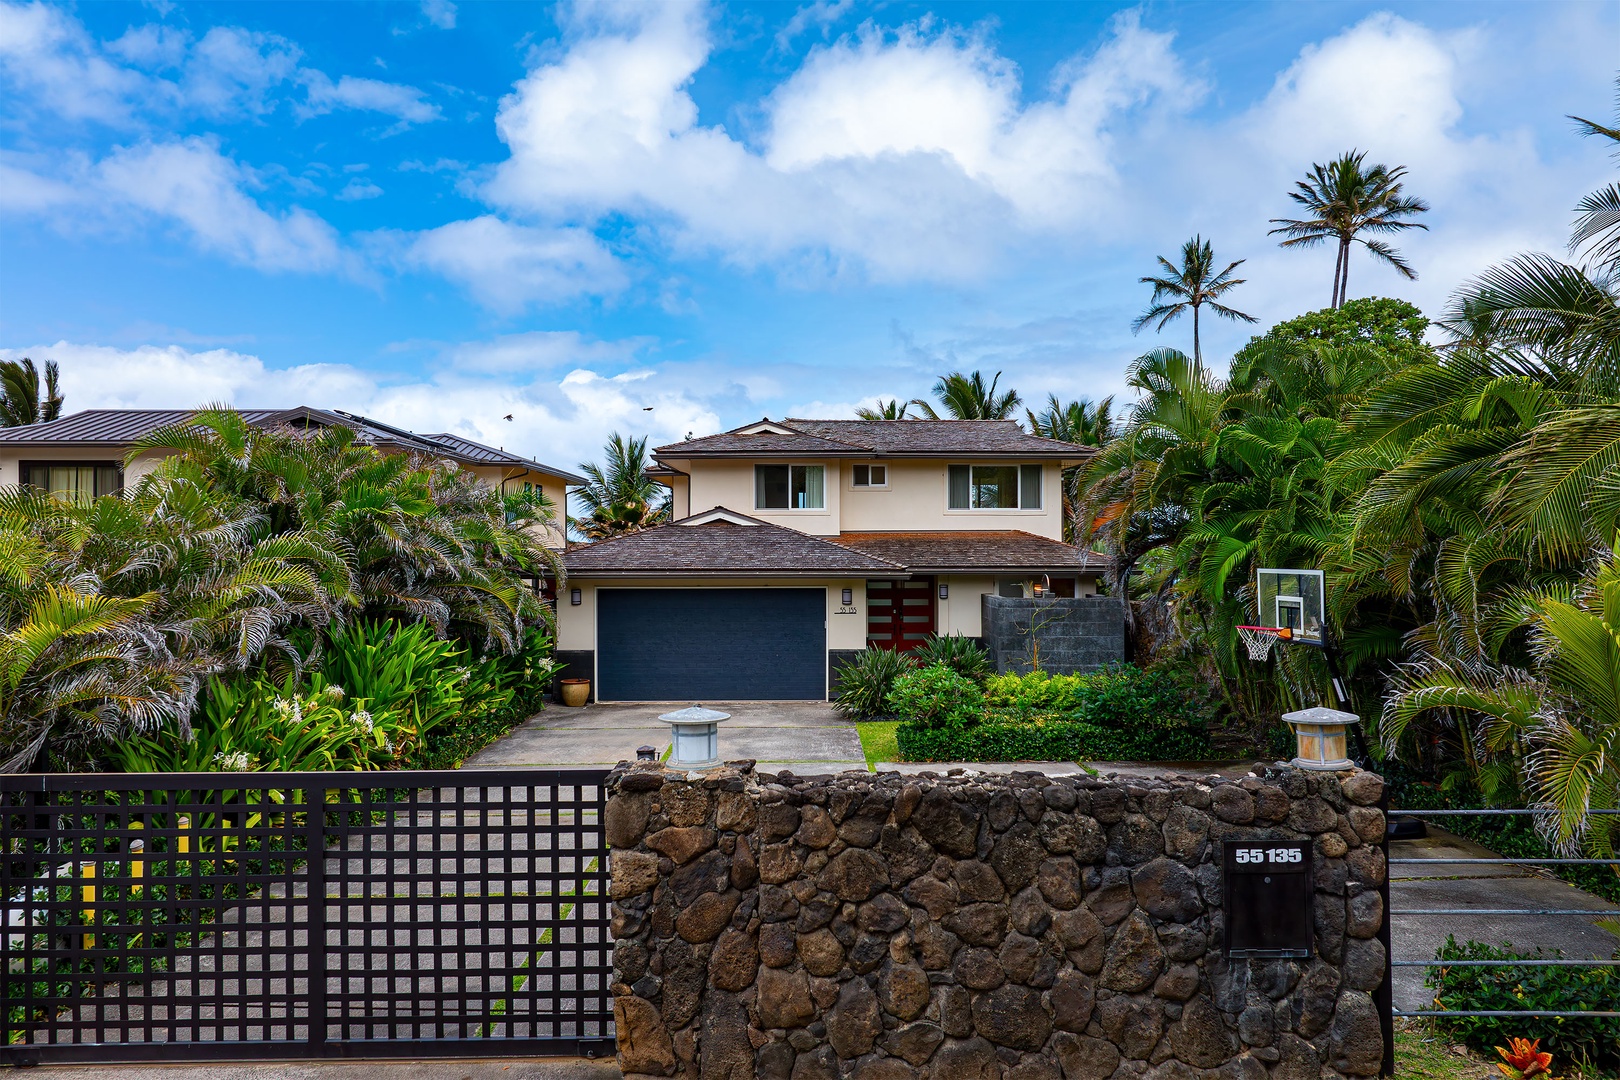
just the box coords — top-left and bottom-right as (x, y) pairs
(1237, 625), (1290, 661)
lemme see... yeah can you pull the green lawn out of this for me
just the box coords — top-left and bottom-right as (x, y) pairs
(856, 721), (899, 770)
(1394, 1023), (1498, 1079)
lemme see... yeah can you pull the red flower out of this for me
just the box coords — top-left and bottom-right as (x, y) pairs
(1495, 1037), (1554, 1079)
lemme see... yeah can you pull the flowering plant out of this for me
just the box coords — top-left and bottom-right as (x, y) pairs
(1496, 1038), (1554, 1079)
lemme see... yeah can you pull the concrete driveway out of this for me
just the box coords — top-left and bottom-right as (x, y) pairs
(465, 700), (865, 774)
(1388, 826), (1620, 1011)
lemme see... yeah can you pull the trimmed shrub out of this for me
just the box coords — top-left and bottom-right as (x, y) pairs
(886, 665), (984, 731)
(1426, 936), (1619, 1074)
(834, 648), (917, 719)
(896, 663), (1214, 762)
(913, 633), (992, 683)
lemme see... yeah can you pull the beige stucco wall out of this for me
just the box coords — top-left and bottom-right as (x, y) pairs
(666, 457), (1064, 538)
(0, 447), (173, 488)
(556, 577), (869, 652)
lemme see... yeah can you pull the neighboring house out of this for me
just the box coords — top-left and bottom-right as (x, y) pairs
(557, 418), (1114, 702)
(0, 407), (583, 550)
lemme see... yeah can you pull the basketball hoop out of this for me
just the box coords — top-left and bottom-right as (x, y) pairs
(1238, 624), (1289, 661)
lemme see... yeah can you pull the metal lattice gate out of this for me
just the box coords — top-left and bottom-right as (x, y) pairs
(1, 769), (615, 1064)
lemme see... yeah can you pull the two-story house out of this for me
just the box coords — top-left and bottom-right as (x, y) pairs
(0, 407), (584, 550)
(556, 418), (1111, 702)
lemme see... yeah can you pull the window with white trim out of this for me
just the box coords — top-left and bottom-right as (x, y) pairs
(851, 464), (887, 488)
(948, 464), (1041, 509)
(756, 464), (825, 509)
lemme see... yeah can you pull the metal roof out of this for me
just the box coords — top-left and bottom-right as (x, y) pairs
(421, 432), (587, 485)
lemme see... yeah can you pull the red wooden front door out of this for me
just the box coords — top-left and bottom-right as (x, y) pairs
(865, 577), (936, 651)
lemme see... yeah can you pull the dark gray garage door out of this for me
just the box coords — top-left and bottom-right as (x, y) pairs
(597, 588), (826, 701)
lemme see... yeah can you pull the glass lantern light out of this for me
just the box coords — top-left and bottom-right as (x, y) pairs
(659, 705), (731, 769)
(1281, 706), (1358, 770)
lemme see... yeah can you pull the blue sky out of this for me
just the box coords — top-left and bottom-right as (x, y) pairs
(0, 0), (1613, 470)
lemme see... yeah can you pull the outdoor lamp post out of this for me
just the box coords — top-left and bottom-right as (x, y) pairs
(659, 705), (731, 769)
(1281, 706), (1358, 770)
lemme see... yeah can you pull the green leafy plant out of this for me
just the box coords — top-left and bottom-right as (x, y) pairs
(900, 664), (1214, 762)
(834, 648), (916, 719)
(1425, 936), (1619, 1075)
(109, 674), (403, 773)
(886, 664), (984, 731)
(912, 634), (992, 684)
(319, 620), (470, 744)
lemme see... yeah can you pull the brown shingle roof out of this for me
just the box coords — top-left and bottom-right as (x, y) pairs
(833, 531), (1109, 572)
(564, 510), (904, 577)
(655, 418), (1089, 458)
(0, 407), (584, 482)
(654, 430), (867, 455)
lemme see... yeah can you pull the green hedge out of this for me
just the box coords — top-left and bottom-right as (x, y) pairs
(895, 664), (1214, 762)
(1425, 936), (1619, 1074)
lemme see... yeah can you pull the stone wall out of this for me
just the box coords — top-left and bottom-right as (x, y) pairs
(606, 761), (1388, 1080)
(982, 596), (1126, 676)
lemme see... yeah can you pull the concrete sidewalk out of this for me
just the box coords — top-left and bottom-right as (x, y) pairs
(11, 1058), (621, 1080)
(464, 701), (864, 774)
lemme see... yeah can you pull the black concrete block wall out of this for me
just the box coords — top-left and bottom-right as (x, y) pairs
(981, 595), (1127, 675)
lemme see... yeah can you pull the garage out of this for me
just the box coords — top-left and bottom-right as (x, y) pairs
(596, 588), (827, 701)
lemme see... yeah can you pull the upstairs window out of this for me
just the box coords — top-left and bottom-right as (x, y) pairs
(851, 464), (887, 488)
(21, 462), (122, 505)
(948, 464), (1042, 510)
(756, 464), (825, 509)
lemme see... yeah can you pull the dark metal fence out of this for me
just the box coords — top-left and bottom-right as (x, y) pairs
(1384, 806), (1619, 1021)
(2, 769), (614, 1065)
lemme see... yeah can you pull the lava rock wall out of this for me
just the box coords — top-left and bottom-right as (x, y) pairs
(606, 761), (1388, 1080)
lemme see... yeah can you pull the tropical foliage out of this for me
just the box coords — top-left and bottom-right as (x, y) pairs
(0, 357), (63, 427)
(0, 408), (560, 770)
(1074, 102), (1620, 863)
(912, 370), (1022, 420)
(855, 398), (915, 420)
(574, 432), (670, 539)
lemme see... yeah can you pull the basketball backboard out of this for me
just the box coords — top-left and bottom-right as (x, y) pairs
(1256, 568), (1325, 646)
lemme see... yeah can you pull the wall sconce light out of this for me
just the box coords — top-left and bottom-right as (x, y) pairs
(938, 583), (949, 600)
(842, 588), (853, 605)
(569, 588), (582, 606)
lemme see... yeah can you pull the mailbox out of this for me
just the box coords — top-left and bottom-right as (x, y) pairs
(1222, 840), (1314, 960)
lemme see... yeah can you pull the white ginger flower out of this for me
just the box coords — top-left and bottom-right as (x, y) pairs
(213, 750), (253, 771)
(323, 685), (346, 701)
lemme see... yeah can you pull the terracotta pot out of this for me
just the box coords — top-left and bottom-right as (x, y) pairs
(559, 678), (591, 708)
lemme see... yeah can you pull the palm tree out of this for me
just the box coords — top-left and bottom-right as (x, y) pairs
(0, 357), (63, 427)
(855, 399), (914, 420)
(1025, 394), (1115, 446)
(1131, 236), (1256, 368)
(912, 371), (1021, 420)
(1027, 394), (1114, 542)
(1269, 150), (1430, 308)
(574, 433), (669, 540)
(1569, 83), (1620, 270)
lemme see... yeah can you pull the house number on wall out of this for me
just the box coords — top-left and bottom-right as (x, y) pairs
(835, 605), (859, 615)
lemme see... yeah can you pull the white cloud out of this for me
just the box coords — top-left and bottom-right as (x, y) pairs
(480, 5), (1201, 283)
(0, 1), (153, 124)
(299, 70), (441, 126)
(774, 0), (853, 52)
(0, 339), (719, 470)
(180, 26), (301, 117)
(421, 0), (457, 31)
(385, 215), (628, 312)
(336, 177), (384, 201)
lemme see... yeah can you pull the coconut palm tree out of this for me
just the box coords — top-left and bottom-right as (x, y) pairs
(1269, 150), (1430, 309)
(574, 433), (669, 540)
(1131, 236), (1256, 367)
(855, 399), (914, 420)
(0, 357), (63, 427)
(912, 371), (1021, 420)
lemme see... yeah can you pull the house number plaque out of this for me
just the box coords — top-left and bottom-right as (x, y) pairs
(1221, 839), (1314, 959)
